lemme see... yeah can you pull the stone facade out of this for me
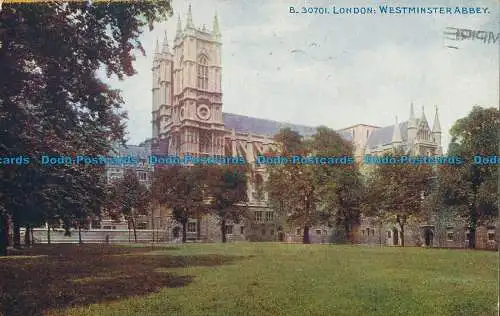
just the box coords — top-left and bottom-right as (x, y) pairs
(82, 6), (495, 249)
(145, 6), (498, 249)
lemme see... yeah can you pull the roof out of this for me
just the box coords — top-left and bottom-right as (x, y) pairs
(112, 144), (151, 159)
(338, 123), (381, 131)
(366, 120), (419, 149)
(222, 112), (352, 141)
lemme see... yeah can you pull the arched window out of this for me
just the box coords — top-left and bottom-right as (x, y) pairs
(197, 55), (208, 90)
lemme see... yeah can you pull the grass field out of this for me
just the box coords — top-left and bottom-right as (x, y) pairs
(0, 243), (497, 316)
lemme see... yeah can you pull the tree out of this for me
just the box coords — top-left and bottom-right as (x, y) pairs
(266, 127), (362, 244)
(364, 154), (434, 247)
(438, 106), (499, 248)
(109, 169), (150, 242)
(310, 126), (363, 242)
(266, 128), (314, 243)
(0, 2), (172, 254)
(206, 165), (249, 243)
(152, 166), (209, 243)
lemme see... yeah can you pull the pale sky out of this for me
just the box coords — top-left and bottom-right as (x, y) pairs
(101, 0), (499, 153)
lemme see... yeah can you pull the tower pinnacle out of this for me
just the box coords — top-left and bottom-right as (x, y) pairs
(408, 102), (416, 128)
(420, 105), (427, 123)
(175, 14), (182, 38)
(186, 4), (194, 29)
(432, 105), (441, 133)
(392, 116), (402, 144)
(162, 30), (170, 54)
(213, 12), (221, 39)
(153, 38), (159, 62)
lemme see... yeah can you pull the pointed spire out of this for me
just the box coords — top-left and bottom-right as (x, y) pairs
(153, 38), (159, 61)
(175, 14), (182, 38)
(162, 30), (170, 54)
(408, 101), (416, 128)
(186, 4), (194, 29)
(420, 105), (428, 123)
(213, 12), (221, 38)
(432, 105), (441, 133)
(392, 116), (402, 144)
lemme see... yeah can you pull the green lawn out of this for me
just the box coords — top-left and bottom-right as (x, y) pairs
(0, 243), (497, 316)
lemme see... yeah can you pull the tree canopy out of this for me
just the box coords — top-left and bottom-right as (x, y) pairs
(0, 1), (172, 254)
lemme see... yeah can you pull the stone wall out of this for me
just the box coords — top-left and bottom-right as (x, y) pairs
(32, 228), (163, 243)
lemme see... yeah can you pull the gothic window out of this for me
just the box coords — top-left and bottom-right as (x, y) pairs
(254, 173), (264, 200)
(188, 222), (197, 233)
(164, 84), (169, 103)
(199, 131), (211, 153)
(265, 211), (273, 221)
(447, 231), (454, 241)
(488, 232), (496, 241)
(197, 55), (209, 90)
(255, 211), (263, 222)
(226, 225), (233, 235)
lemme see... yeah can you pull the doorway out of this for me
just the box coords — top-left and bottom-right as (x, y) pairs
(392, 228), (399, 246)
(424, 228), (434, 247)
(172, 226), (180, 238)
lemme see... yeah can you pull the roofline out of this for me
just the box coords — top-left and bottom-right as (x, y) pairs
(338, 124), (381, 131)
(222, 112), (316, 130)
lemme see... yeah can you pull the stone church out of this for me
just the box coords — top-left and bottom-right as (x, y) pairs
(148, 6), (496, 248)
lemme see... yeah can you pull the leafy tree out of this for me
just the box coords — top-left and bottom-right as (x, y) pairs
(0, 2), (172, 254)
(109, 169), (150, 242)
(310, 126), (363, 242)
(266, 127), (362, 244)
(206, 165), (249, 243)
(438, 106), (499, 248)
(364, 154), (434, 246)
(266, 128), (314, 243)
(152, 166), (209, 243)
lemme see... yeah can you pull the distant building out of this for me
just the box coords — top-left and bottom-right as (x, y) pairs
(106, 141), (153, 187)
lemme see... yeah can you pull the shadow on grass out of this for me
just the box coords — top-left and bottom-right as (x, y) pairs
(0, 244), (246, 316)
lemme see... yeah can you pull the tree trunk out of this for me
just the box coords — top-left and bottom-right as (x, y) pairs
(0, 214), (8, 256)
(47, 224), (51, 244)
(24, 225), (31, 247)
(197, 219), (201, 240)
(303, 225), (310, 244)
(13, 219), (21, 249)
(400, 224), (405, 247)
(468, 224), (477, 249)
(181, 218), (187, 243)
(343, 221), (350, 243)
(468, 191), (478, 249)
(78, 223), (82, 244)
(221, 218), (227, 243)
(131, 217), (137, 243)
(151, 207), (155, 243)
(4, 215), (10, 247)
(378, 221), (383, 245)
(30, 227), (34, 245)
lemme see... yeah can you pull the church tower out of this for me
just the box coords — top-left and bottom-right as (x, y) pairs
(153, 5), (224, 157)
